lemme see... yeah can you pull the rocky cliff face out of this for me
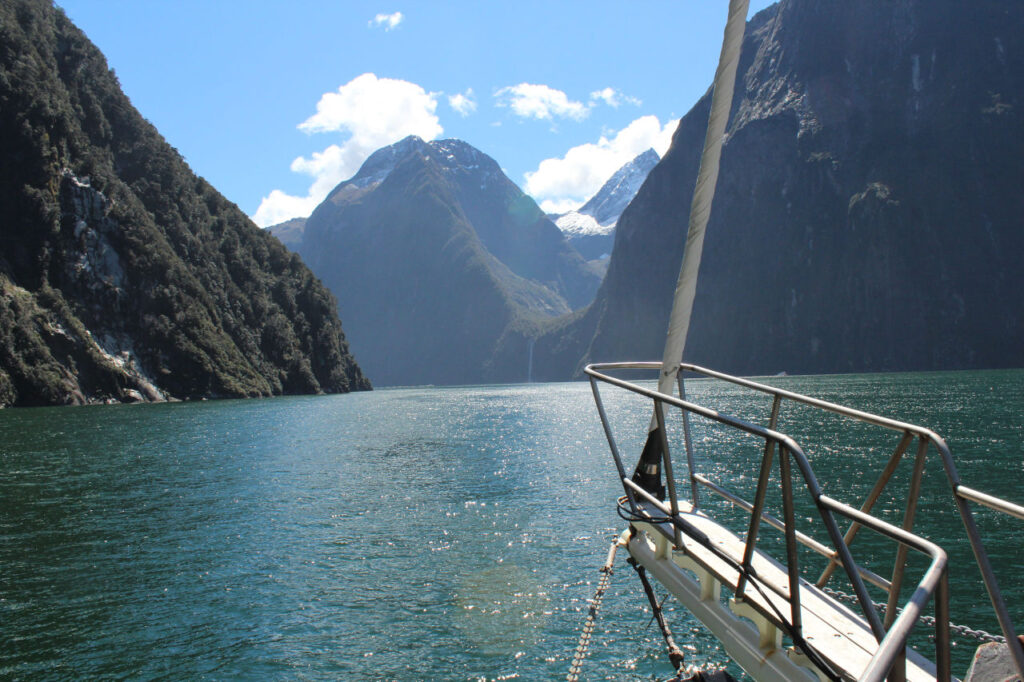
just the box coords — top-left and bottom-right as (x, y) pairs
(298, 136), (599, 386)
(0, 0), (369, 406)
(534, 0), (1024, 379)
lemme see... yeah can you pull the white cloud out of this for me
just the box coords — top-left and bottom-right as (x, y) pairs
(495, 83), (589, 121)
(539, 197), (584, 215)
(253, 189), (321, 227)
(589, 87), (641, 108)
(448, 89), (477, 117)
(298, 73), (440, 136)
(524, 115), (677, 211)
(253, 73), (441, 227)
(369, 12), (403, 31)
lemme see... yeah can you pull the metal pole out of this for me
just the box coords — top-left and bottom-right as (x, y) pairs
(935, 439), (1024, 679)
(677, 373), (700, 507)
(779, 445), (803, 639)
(655, 399), (683, 549)
(590, 376), (637, 512)
(936, 568), (951, 682)
(885, 437), (929, 630)
(817, 431), (914, 587)
(736, 435), (777, 600)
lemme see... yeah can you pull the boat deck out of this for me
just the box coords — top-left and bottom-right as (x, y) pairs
(634, 501), (941, 682)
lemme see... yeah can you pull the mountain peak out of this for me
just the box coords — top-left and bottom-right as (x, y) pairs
(579, 148), (660, 228)
(552, 148), (660, 261)
(298, 134), (599, 386)
(327, 136), (505, 203)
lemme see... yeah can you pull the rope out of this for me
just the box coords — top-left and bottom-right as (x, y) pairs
(566, 539), (622, 682)
(627, 556), (687, 672)
(820, 586), (1005, 644)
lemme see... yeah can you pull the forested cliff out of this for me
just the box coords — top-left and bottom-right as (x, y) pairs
(0, 0), (369, 406)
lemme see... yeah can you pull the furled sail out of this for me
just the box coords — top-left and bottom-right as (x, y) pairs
(634, 0), (750, 497)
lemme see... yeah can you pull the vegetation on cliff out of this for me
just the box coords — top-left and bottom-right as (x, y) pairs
(0, 0), (369, 405)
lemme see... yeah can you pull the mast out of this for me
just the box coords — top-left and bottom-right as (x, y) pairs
(633, 0), (750, 498)
(657, 0), (749, 397)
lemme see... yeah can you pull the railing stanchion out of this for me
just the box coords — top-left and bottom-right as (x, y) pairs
(654, 399), (683, 549)
(678, 373), (700, 507)
(779, 444), (803, 639)
(936, 567), (951, 682)
(589, 375), (637, 512)
(736, 435), (777, 600)
(885, 437), (929, 630)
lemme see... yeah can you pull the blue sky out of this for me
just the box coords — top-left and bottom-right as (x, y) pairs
(58, 1), (776, 226)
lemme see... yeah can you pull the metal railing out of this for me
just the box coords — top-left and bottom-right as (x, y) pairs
(585, 361), (1024, 682)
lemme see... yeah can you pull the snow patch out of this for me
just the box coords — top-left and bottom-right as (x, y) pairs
(556, 212), (610, 236)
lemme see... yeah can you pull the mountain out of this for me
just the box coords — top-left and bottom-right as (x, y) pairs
(0, 0), (370, 406)
(266, 217), (306, 250)
(297, 135), (600, 386)
(533, 0), (1024, 380)
(554, 149), (660, 261)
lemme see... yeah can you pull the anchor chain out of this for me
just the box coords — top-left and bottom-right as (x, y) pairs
(820, 586), (1005, 644)
(567, 539), (622, 682)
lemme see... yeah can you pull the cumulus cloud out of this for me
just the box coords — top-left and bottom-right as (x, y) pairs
(369, 11), (403, 30)
(539, 197), (585, 215)
(589, 87), (641, 108)
(525, 115), (677, 213)
(253, 73), (441, 227)
(495, 83), (589, 121)
(448, 89), (477, 117)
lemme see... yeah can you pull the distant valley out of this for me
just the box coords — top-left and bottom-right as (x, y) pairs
(276, 0), (1024, 386)
(3, 0), (1022, 405)
(273, 136), (614, 386)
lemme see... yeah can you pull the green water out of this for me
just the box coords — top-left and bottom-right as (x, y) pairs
(1, 371), (1022, 680)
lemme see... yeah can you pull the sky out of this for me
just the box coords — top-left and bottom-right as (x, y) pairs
(57, 1), (777, 227)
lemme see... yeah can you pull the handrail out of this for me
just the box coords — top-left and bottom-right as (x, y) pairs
(622, 476), (950, 682)
(957, 485), (1024, 521)
(585, 361), (1024, 681)
(693, 472), (893, 593)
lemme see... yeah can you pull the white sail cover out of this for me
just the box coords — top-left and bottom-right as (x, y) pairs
(656, 0), (750, 399)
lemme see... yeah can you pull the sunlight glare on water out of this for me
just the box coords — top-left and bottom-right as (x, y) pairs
(1, 371), (1022, 679)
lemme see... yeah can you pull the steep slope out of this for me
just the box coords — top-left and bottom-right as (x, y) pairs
(535, 0), (1024, 379)
(0, 0), (369, 406)
(266, 217), (306, 250)
(554, 148), (660, 261)
(433, 139), (601, 309)
(299, 138), (581, 386)
(298, 136), (600, 386)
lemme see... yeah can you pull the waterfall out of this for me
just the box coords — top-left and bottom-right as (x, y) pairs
(527, 338), (535, 383)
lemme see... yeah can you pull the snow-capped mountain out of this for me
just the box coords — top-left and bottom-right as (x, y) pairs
(330, 136), (501, 195)
(553, 148), (659, 260)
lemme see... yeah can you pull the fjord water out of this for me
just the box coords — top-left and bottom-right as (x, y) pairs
(2, 371), (1022, 680)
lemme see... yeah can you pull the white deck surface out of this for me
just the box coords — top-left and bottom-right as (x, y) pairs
(633, 501), (942, 681)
